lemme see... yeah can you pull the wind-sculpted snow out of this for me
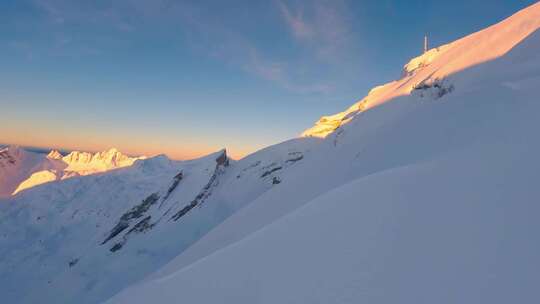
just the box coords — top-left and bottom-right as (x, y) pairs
(105, 3), (540, 303)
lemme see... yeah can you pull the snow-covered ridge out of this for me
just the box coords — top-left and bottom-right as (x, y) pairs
(104, 3), (540, 303)
(0, 146), (144, 196)
(60, 147), (144, 173)
(0, 145), (45, 197)
(302, 1), (540, 138)
(0, 139), (318, 304)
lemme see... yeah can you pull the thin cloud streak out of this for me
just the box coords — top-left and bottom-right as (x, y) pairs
(29, 0), (338, 94)
(174, 2), (334, 95)
(278, 1), (314, 39)
(277, 0), (352, 60)
(245, 49), (334, 94)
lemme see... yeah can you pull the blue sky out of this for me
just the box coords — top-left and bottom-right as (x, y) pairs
(0, 0), (536, 159)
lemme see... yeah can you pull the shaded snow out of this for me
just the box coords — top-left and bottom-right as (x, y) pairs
(2, 3), (540, 304)
(106, 3), (540, 303)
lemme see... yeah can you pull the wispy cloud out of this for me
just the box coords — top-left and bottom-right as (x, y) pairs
(171, 2), (334, 95)
(34, 0), (65, 24)
(245, 48), (334, 94)
(277, 0), (352, 59)
(278, 1), (314, 39)
(26, 0), (340, 94)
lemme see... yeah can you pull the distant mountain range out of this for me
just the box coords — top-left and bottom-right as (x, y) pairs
(0, 145), (143, 197)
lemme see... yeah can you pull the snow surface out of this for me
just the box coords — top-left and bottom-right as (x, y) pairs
(0, 146), (144, 196)
(104, 2), (540, 303)
(2, 2), (540, 304)
(0, 145), (45, 197)
(107, 133), (540, 304)
(302, 1), (540, 138)
(0, 139), (318, 303)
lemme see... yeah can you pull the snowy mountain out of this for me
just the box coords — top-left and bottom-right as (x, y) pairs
(0, 145), (45, 197)
(0, 146), (143, 197)
(2, 2), (540, 304)
(101, 2), (540, 303)
(0, 139), (317, 303)
(303, 2), (540, 138)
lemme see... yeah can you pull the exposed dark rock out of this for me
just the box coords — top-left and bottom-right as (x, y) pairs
(261, 166), (282, 178)
(126, 216), (154, 234)
(108, 216), (155, 253)
(216, 150), (229, 167)
(171, 150), (229, 222)
(68, 258), (79, 268)
(171, 201), (197, 221)
(333, 129), (344, 147)
(161, 171), (183, 203)
(272, 177), (281, 184)
(102, 193), (160, 245)
(101, 221), (129, 245)
(110, 243), (123, 252)
(413, 79), (454, 99)
(121, 193), (160, 222)
(286, 154), (303, 163)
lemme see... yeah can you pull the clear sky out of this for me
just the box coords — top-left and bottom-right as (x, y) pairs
(1, 0), (536, 159)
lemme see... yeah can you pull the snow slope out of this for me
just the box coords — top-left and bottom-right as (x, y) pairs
(105, 2), (540, 303)
(2, 3), (540, 304)
(107, 130), (540, 304)
(108, 123), (540, 304)
(0, 146), (45, 197)
(302, 1), (540, 138)
(0, 138), (319, 303)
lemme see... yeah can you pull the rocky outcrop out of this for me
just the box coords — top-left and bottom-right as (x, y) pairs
(47, 150), (63, 160)
(102, 193), (160, 246)
(171, 150), (229, 221)
(102, 150), (230, 253)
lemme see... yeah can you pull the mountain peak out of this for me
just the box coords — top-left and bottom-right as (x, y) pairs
(302, 1), (540, 138)
(61, 148), (143, 171)
(104, 147), (120, 154)
(47, 150), (63, 160)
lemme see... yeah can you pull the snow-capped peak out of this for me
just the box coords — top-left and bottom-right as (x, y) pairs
(61, 148), (144, 172)
(47, 150), (63, 160)
(302, 1), (540, 138)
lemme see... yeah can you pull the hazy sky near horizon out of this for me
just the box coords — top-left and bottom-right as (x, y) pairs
(1, 0), (535, 159)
